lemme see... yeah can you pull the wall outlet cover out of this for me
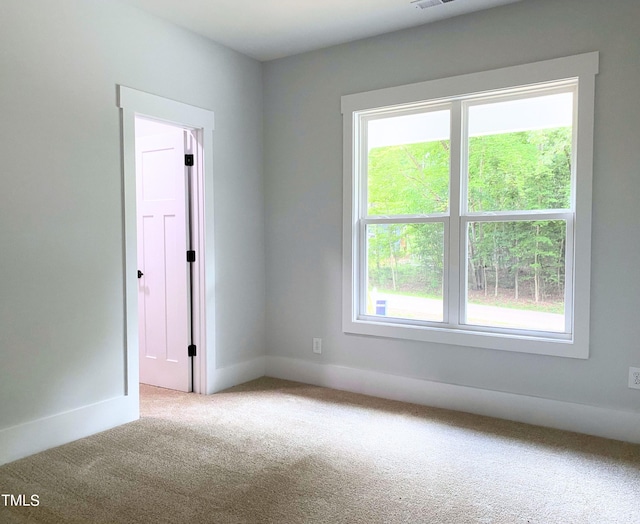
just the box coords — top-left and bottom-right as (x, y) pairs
(629, 367), (640, 390)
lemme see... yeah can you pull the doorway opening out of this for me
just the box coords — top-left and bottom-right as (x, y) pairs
(118, 86), (215, 399)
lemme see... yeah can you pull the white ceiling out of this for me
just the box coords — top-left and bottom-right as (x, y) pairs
(118, 0), (522, 62)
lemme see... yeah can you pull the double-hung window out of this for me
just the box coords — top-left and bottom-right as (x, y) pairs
(341, 53), (598, 358)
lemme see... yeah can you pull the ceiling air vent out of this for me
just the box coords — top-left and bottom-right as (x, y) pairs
(411, 0), (455, 9)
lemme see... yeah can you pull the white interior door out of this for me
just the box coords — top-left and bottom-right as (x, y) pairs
(136, 129), (191, 392)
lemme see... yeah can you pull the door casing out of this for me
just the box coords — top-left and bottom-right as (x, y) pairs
(118, 86), (215, 399)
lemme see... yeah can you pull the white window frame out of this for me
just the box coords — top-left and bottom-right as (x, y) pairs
(341, 52), (598, 358)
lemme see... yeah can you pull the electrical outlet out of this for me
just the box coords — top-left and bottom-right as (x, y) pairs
(629, 367), (640, 390)
(312, 338), (322, 354)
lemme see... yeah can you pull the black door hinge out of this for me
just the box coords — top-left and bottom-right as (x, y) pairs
(187, 250), (196, 262)
(185, 154), (194, 166)
(188, 344), (197, 357)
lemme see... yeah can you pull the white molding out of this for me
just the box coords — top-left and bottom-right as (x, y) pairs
(118, 86), (215, 130)
(117, 85), (216, 395)
(341, 52), (599, 114)
(4, 355), (635, 465)
(0, 355), (264, 464)
(208, 357), (267, 394)
(266, 356), (640, 444)
(0, 396), (138, 466)
(341, 52), (599, 359)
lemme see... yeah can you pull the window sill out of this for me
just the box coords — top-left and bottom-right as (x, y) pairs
(344, 317), (587, 359)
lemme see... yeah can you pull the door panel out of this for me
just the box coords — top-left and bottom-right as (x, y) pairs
(136, 131), (191, 392)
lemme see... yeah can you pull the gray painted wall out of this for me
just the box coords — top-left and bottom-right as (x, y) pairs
(263, 0), (640, 412)
(1, 0), (638, 442)
(0, 0), (265, 429)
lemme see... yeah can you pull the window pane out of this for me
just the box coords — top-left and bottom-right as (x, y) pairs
(466, 220), (566, 332)
(467, 92), (573, 212)
(367, 110), (450, 216)
(366, 223), (444, 322)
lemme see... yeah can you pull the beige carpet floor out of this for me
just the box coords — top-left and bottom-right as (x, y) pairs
(0, 377), (639, 523)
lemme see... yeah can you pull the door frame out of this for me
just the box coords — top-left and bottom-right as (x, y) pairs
(118, 85), (215, 396)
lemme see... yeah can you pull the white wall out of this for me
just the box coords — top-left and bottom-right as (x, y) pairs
(0, 0), (265, 445)
(263, 0), (640, 420)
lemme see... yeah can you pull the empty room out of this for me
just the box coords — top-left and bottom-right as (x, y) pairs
(1, 0), (639, 522)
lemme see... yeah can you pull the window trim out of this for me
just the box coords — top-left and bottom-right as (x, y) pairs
(341, 53), (598, 359)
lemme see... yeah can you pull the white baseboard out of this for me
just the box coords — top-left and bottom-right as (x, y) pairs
(266, 356), (640, 444)
(0, 395), (138, 466)
(0, 356), (265, 465)
(4, 355), (636, 466)
(209, 356), (266, 394)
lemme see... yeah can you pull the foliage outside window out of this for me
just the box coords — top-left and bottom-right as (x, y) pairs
(342, 53), (598, 358)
